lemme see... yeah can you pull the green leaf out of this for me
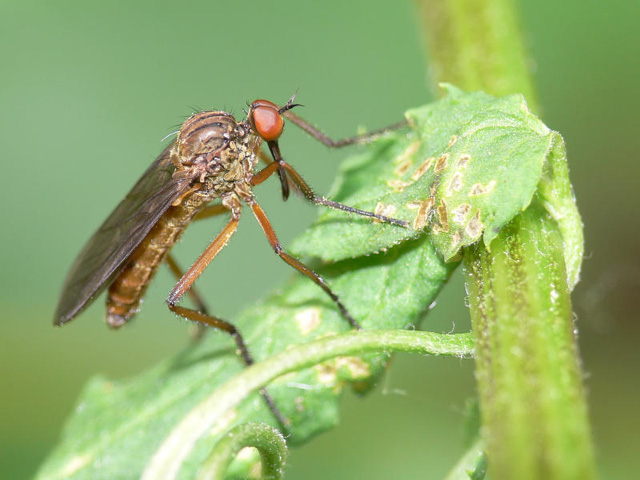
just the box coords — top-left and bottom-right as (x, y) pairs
(291, 84), (553, 262)
(537, 132), (584, 288)
(36, 234), (458, 480)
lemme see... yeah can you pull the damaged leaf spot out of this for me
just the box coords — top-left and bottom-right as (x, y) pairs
(452, 203), (472, 224)
(394, 158), (413, 177)
(456, 153), (471, 169)
(433, 198), (450, 234)
(386, 179), (411, 192)
(395, 140), (420, 166)
(412, 157), (434, 181)
(295, 307), (321, 335)
(336, 356), (371, 379)
(447, 172), (464, 195)
(411, 198), (434, 230)
(468, 179), (496, 197)
(373, 202), (397, 223)
(315, 362), (338, 386)
(451, 231), (462, 248)
(434, 153), (450, 173)
(466, 211), (484, 238)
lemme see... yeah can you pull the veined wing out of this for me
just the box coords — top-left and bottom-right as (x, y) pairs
(54, 143), (194, 325)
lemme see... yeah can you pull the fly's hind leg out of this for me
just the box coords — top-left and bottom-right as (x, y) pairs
(165, 203), (229, 341)
(166, 205), (289, 428)
(165, 254), (209, 342)
(167, 303), (288, 428)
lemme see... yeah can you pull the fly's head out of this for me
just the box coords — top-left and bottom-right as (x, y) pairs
(245, 96), (302, 200)
(246, 97), (300, 153)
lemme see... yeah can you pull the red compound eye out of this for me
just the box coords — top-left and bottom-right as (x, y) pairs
(249, 99), (284, 142)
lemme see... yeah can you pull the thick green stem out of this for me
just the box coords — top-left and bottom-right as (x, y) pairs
(415, 0), (538, 109)
(415, 0), (595, 478)
(464, 201), (593, 479)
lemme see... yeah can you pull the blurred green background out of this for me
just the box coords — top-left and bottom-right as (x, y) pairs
(1, 0), (638, 478)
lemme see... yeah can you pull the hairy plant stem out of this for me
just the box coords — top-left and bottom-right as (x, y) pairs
(415, 0), (537, 108)
(464, 201), (593, 479)
(415, 0), (595, 478)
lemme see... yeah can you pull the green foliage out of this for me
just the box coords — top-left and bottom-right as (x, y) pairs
(293, 85), (556, 263)
(36, 88), (574, 480)
(536, 133), (583, 288)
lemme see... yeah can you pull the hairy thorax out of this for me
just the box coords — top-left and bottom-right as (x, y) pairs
(105, 110), (260, 327)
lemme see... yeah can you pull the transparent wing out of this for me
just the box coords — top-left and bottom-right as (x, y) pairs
(54, 143), (194, 325)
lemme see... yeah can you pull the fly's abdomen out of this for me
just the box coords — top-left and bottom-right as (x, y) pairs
(105, 190), (213, 328)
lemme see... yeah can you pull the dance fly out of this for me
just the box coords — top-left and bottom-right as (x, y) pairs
(54, 94), (408, 424)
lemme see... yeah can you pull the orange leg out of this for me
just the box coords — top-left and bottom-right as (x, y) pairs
(165, 254), (209, 341)
(248, 198), (361, 329)
(165, 254), (209, 314)
(168, 209), (239, 303)
(166, 203), (229, 340)
(166, 208), (288, 427)
(251, 159), (280, 187)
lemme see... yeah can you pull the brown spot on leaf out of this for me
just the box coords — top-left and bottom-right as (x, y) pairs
(412, 198), (434, 230)
(315, 362), (338, 386)
(394, 158), (413, 177)
(466, 211), (484, 238)
(434, 153), (449, 173)
(452, 203), (472, 224)
(387, 179), (411, 192)
(468, 180), (496, 197)
(447, 172), (464, 195)
(395, 140), (420, 166)
(295, 307), (321, 335)
(411, 157), (434, 181)
(373, 202), (397, 223)
(451, 231), (462, 247)
(456, 154), (471, 169)
(336, 356), (371, 379)
(433, 198), (449, 233)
